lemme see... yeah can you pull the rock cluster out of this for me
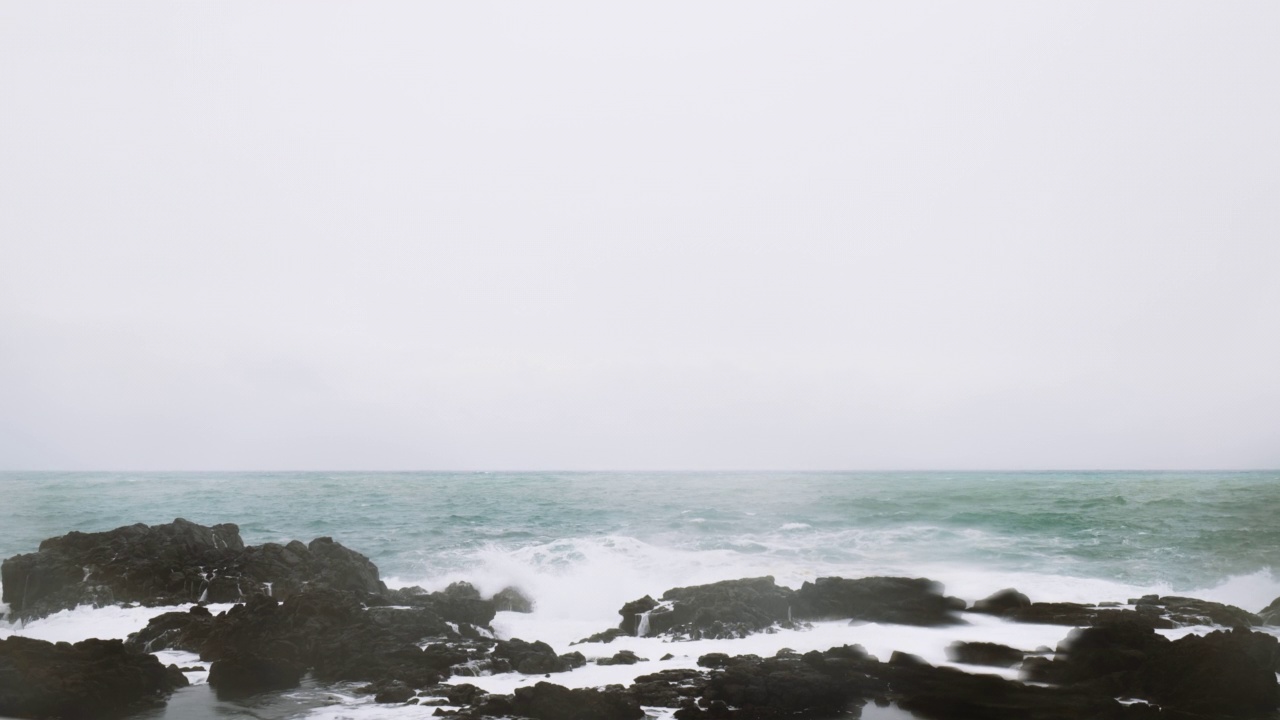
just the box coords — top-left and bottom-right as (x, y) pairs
(0, 636), (189, 719)
(615, 575), (966, 640)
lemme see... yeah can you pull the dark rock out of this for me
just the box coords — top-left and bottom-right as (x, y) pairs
(946, 641), (1024, 668)
(0, 636), (188, 719)
(491, 586), (534, 613)
(1026, 622), (1280, 716)
(795, 576), (965, 626)
(372, 681), (416, 704)
(1129, 594), (1259, 628)
(1, 519), (389, 620)
(970, 588), (1031, 615)
(597, 649), (647, 665)
(629, 668), (708, 708)
(1259, 595), (1280, 626)
(573, 627), (629, 645)
(493, 638), (581, 674)
(641, 577), (794, 640)
(512, 682), (644, 720)
(999, 601), (1173, 629)
(382, 582), (498, 627)
(207, 652), (304, 698)
(617, 595), (660, 636)
(443, 682), (487, 705)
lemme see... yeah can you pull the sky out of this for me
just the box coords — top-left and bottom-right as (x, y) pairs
(1, 2), (1278, 471)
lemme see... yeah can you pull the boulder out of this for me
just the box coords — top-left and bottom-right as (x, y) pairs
(0, 636), (188, 719)
(597, 649), (647, 665)
(624, 577), (795, 640)
(207, 652), (304, 698)
(970, 588), (1031, 615)
(492, 586), (535, 613)
(795, 576), (966, 626)
(493, 638), (585, 674)
(946, 641), (1024, 668)
(1128, 594), (1258, 628)
(471, 682), (644, 720)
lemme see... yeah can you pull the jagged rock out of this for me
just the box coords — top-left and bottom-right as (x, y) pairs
(795, 576), (966, 626)
(1129, 594), (1259, 628)
(493, 638), (584, 674)
(629, 577), (794, 640)
(208, 652), (304, 698)
(629, 668), (708, 707)
(998, 601), (1173, 629)
(126, 587), (486, 691)
(1259, 596), (1280, 625)
(0, 636), (188, 719)
(492, 586), (535, 613)
(0, 519), (389, 620)
(573, 627), (629, 645)
(946, 641), (1024, 668)
(618, 595), (660, 635)
(1025, 622), (1280, 716)
(970, 588), (1031, 615)
(382, 582), (498, 627)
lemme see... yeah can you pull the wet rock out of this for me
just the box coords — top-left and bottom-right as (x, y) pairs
(573, 627), (629, 645)
(0, 636), (189, 719)
(493, 638), (583, 674)
(491, 586), (535, 613)
(1, 519), (389, 620)
(946, 641), (1024, 668)
(208, 652), (304, 698)
(1259, 595), (1280, 626)
(383, 582), (498, 627)
(632, 577), (794, 640)
(629, 668), (708, 708)
(970, 588), (1031, 615)
(597, 649), (647, 665)
(470, 682), (643, 720)
(617, 595), (660, 635)
(999, 601), (1173, 629)
(1129, 594), (1259, 628)
(795, 576), (966, 626)
(1026, 622), (1280, 716)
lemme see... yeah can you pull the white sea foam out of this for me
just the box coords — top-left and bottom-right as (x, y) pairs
(779, 522), (811, 531)
(0, 603), (236, 643)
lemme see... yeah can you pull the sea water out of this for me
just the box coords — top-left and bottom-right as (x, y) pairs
(2, 471), (1278, 718)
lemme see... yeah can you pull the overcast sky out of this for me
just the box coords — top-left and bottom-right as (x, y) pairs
(1, 2), (1277, 471)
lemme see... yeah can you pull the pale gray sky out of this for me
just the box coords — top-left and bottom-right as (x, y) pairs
(2, 2), (1278, 470)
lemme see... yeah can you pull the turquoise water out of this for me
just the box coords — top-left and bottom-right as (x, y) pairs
(3, 471), (1277, 611)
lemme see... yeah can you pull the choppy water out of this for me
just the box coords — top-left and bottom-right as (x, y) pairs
(2, 471), (1278, 720)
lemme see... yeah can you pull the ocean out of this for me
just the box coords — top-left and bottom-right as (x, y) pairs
(2, 470), (1278, 719)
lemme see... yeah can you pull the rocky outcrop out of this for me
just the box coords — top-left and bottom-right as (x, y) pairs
(207, 651), (305, 698)
(1261, 595), (1280, 626)
(946, 641), (1025, 668)
(0, 636), (189, 719)
(492, 586), (535, 613)
(127, 586), (495, 690)
(969, 588), (1171, 629)
(493, 638), (587, 674)
(1025, 622), (1280, 716)
(794, 576), (966, 626)
(468, 681), (644, 720)
(0, 519), (388, 620)
(610, 575), (964, 641)
(1129, 594), (1259, 628)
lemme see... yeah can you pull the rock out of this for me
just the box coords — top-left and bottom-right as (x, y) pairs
(1259, 596), (1280, 626)
(970, 588), (1031, 615)
(493, 638), (583, 674)
(573, 628), (629, 645)
(1026, 622), (1280, 716)
(999, 601), (1173, 629)
(631, 577), (794, 640)
(946, 641), (1024, 668)
(597, 649), (647, 665)
(126, 587), (486, 691)
(382, 582), (498, 627)
(795, 576), (966, 626)
(629, 668), (708, 708)
(371, 681), (416, 704)
(472, 682), (644, 720)
(617, 595), (660, 636)
(1, 519), (389, 620)
(492, 586), (535, 613)
(0, 636), (188, 719)
(1129, 594), (1259, 628)
(208, 652), (304, 698)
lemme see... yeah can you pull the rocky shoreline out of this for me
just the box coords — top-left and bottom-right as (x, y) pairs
(2, 519), (1279, 719)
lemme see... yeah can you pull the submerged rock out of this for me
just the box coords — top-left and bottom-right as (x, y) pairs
(946, 640), (1025, 668)
(0, 636), (189, 719)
